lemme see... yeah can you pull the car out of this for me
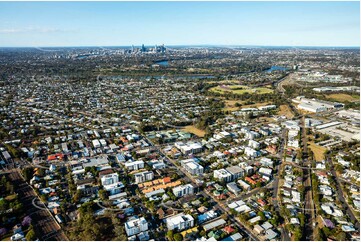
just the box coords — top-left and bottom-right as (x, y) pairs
(11, 233), (24, 241)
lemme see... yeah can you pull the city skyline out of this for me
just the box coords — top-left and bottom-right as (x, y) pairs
(0, 1), (360, 47)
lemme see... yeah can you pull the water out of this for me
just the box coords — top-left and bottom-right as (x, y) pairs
(265, 66), (288, 73)
(154, 60), (169, 66)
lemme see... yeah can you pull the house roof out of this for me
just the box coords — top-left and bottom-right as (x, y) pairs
(163, 177), (171, 183)
(223, 225), (235, 234)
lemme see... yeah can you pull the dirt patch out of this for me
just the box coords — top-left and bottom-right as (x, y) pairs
(326, 93), (360, 102)
(308, 142), (327, 161)
(277, 105), (295, 119)
(182, 125), (206, 137)
(223, 101), (272, 111)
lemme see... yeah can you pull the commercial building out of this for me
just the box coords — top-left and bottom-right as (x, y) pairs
(293, 96), (344, 113)
(175, 142), (203, 155)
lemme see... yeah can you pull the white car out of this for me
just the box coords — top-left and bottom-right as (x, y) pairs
(11, 233), (24, 241)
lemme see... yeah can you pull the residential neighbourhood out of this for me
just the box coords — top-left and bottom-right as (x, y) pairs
(0, 2), (360, 240)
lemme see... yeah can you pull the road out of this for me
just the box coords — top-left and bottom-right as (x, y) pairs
(142, 134), (261, 241)
(326, 155), (360, 231)
(7, 169), (68, 241)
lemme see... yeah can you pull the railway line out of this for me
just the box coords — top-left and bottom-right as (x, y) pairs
(7, 170), (68, 241)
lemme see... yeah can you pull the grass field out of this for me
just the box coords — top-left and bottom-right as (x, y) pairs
(277, 104), (295, 119)
(308, 142), (327, 161)
(326, 93), (360, 102)
(182, 125), (206, 137)
(210, 84), (273, 95)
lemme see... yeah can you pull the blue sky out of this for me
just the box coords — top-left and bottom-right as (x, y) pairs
(0, 1), (359, 47)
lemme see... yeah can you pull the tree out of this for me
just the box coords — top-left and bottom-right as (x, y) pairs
(0, 176), (6, 187)
(298, 213), (305, 227)
(314, 227), (326, 241)
(336, 232), (346, 241)
(25, 228), (36, 241)
(0, 199), (8, 212)
(73, 190), (82, 203)
(174, 233), (183, 241)
(257, 211), (266, 221)
(98, 189), (108, 201)
(22, 216), (32, 227)
(22, 167), (34, 182)
(0, 228), (7, 237)
(166, 230), (174, 240)
(293, 227), (302, 240)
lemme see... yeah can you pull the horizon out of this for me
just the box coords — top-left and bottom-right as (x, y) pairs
(0, 1), (359, 47)
(0, 44), (360, 49)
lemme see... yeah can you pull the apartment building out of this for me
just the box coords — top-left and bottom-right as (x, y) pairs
(165, 213), (195, 231)
(134, 171), (154, 184)
(213, 169), (232, 183)
(181, 159), (204, 175)
(124, 160), (144, 171)
(172, 184), (194, 198)
(125, 216), (149, 237)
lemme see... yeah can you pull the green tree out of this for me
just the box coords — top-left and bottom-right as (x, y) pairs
(73, 190), (82, 203)
(98, 189), (108, 201)
(293, 227), (302, 240)
(25, 228), (37, 241)
(336, 232), (346, 241)
(257, 211), (266, 221)
(174, 233), (183, 241)
(0, 199), (8, 211)
(22, 167), (34, 182)
(166, 230), (174, 240)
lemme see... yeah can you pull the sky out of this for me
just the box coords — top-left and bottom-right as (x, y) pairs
(0, 1), (359, 47)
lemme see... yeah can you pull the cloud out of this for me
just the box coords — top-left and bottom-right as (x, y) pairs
(0, 26), (75, 34)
